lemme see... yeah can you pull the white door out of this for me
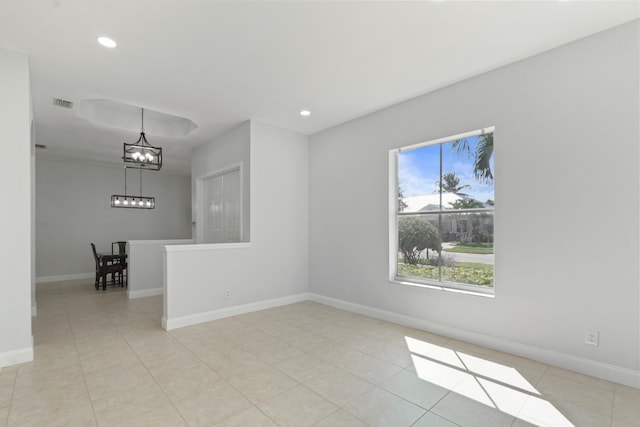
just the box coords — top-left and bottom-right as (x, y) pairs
(203, 168), (241, 243)
(222, 169), (241, 242)
(203, 174), (223, 243)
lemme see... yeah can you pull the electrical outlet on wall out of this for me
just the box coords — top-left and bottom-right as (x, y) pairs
(225, 289), (230, 298)
(343, 283), (348, 293)
(585, 330), (599, 346)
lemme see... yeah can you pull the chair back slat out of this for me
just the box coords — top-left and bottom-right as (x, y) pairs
(116, 241), (126, 255)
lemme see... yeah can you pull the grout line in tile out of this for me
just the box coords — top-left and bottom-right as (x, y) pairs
(113, 302), (192, 426)
(67, 300), (99, 427)
(2, 367), (18, 427)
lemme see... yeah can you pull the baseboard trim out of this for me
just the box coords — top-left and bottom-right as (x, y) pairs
(308, 293), (640, 389)
(163, 293), (311, 331)
(128, 288), (163, 299)
(0, 346), (34, 368)
(36, 273), (93, 283)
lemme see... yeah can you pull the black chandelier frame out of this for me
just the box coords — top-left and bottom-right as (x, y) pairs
(111, 166), (155, 209)
(123, 108), (162, 170)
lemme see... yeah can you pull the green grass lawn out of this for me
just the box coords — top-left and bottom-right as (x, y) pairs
(443, 242), (494, 254)
(398, 261), (494, 287)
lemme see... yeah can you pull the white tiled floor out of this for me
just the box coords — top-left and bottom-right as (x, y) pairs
(1, 279), (638, 426)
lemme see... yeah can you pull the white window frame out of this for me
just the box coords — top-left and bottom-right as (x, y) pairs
(389, 127), (495, 297)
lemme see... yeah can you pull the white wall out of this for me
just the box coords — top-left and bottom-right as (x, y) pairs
(164, 120), (309, 328)
(309, 21), (639, 385)
(35, 156), (192, 280)
(192, 121), (251, 242)
(0, 47), (33, 367)
(127, 239), (194, 299)
(31, 124), (36, 315)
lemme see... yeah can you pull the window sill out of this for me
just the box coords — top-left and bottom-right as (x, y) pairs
(390, 278), (495, 299)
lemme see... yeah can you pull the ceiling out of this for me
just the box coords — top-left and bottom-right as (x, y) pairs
(0, 1), (637, 175)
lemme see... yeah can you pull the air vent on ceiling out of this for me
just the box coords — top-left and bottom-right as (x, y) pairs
(53, 98), (74, 109)
(35, 144), (47, 149)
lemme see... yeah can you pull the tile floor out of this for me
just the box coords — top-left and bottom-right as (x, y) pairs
(0, 279), (638, 427)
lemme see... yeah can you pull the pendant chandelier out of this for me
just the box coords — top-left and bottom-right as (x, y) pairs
(111, 166), (155, 209)
(123, 108), (162, 170)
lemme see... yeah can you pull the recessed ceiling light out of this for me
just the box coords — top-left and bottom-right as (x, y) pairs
(300, 110), (311, 117)
(97, 36), (117, 48)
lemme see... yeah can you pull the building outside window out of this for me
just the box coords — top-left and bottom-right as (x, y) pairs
(390, 127), (495, 295)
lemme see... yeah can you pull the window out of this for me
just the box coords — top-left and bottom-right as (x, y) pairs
(390, 127), (495, 295)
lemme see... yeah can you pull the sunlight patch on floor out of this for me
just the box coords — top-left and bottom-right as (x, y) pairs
(407, 336), (574, 427)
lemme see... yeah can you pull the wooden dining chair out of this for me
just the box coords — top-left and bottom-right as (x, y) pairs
(91, 243), (124, 290)
(112, 241), (128, 286)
